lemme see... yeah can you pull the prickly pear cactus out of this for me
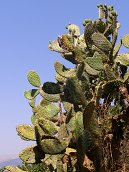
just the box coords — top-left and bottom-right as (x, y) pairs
(5, 4), (129, 172)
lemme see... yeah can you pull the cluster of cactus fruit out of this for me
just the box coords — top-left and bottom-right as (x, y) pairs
(4, 4), (129, 172)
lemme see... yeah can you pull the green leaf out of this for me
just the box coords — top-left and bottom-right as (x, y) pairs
(27, 71), (41, 87)
(24, 89), (39, 100)
(122, 34), (129, 48)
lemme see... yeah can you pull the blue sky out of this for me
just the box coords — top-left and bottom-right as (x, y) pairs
(0, 0), (129, 158)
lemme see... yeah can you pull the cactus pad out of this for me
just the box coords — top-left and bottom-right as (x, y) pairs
(92, 33), (112, 52)
(54, 61), (76, 78)
(38, 117), (58, 135)
(115, 53), (129, 66)
(29, 98), (36, 108)
(67, 111), (84, 139)
(39, 98), (50, 107)
(19, 146), (44, 163)
(84, 22), (94, 46)
(64, 77), (87, 105)
(16, 125), (36, 141)
(32, 104), (60, 124)
(85, 56), (104, 71)
(84, 62), (99, 76)
(39, 89), (60, 102)
(122, 34), (129, 48)
(56, 72), (66, 83)
(40, 138), (68, 154)
(49, 40), (66, 53)
(66, 24), (80, 37)
(42, 82), (64, 94)
(24, 89), (39, 100)
(27, 71), (41, 87)
(95, 20), (105, 33)
(4, 166), (24, 172)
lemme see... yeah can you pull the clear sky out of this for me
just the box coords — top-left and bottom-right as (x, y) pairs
(0, 0), (129, 158)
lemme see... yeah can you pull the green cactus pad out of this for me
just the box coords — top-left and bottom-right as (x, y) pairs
(85, 55), (104, 71)
(27, 71), (41, 87)
(58, 124), (69, 140)
(91, 33), (112, 52)
(19, 146), (44, 164)
(96, 20), (106, 33)
(33, 104), (60, 116)
(84, 63), (99, 76)
(24, 89), (39, 100)
(29, 98), (36, 108)
(64, 77), (87, 105)
(83, 100), (95, 130)
(122, 34), (129, 48)
(40, 138), (68, 154)
(115, 53), (129, 66)
(54, 61), (76, 78)
(104, 64), (116, 81)
(4, 166), (24, 172)
(42, 82), (64, 94)
(32, 105), (46, 114)
(45, 154), (64, 170)
(31, 104), (60, 124)
(34, 122), (46, 139)
(38, 117), (58, 135)
(56, 72), (66, 83)
(84, 22), (94, 46)
(40, 98), (50, 107)
(45, 104), (60, 116)
(39, 89), (60, 102)
(16, 124), (36, 141)
(63, 101), (73, 113)
(67, 111), (84, 139)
